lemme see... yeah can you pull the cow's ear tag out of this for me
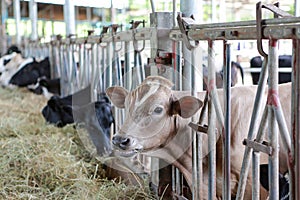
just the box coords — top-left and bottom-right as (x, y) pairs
(106, 86), (128, 108)
(171, 96), (203, 118)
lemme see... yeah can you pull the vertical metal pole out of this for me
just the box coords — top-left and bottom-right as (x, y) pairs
(64, 0), (76, 36)
(29, 0), (38, 41)
(236, 58), (268, 199)
(180, 0), (201, 90)
(124, 41), (131, 90)
(293, 39), (300, 200)
(267, 38), (279, 200)
(13, 0), (21, 46)
(106, 42), (112, 87)
(190, 46), (201, 200)
(207, 39), (216, 200)
(91, 43), (97, 101)
(295, 0), (300, 16)
(1, 0), (8, 54)
(252, 151), (260, 200)
(150, 0), (155, 13)
(223, 42), (231, 200)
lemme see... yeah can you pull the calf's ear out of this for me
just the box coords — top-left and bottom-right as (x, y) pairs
(106, 86), (128, 108)
(171, 96), (203, 118)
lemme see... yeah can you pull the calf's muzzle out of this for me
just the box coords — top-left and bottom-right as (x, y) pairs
(112, 135), (132, 150)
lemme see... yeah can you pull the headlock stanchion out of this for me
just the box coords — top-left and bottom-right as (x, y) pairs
(174, 1), (300, 199)
(23, 1), (300, 199)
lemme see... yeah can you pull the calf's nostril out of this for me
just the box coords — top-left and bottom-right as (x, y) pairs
(112, 135), (131, 149)
(121, 137), (130, 146)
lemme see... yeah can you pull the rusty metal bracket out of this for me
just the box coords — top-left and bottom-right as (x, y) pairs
(243, 139), (273, 156)
(177, 14), (199, 50)
(129, 20), (146, 30)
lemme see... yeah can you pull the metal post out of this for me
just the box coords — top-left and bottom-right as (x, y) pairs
(180, 0), (201, 90)
(13, 0), (21, 46)
(124, 41), (131, 90)
(267, 38), (279, 200)
(64, 0), (76, 36)
(223, 42), (231, 200)
(1, 0), (8, 55)
(207, 39), (216, 200)
(29, 0), (38, 41)
(295, 0), (300, 17)
(292, 39), (300, 200)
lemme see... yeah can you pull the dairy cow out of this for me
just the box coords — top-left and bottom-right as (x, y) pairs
(250, 55), (292, 84)
(203, 61), (244, 89)
(260, 164), (289, 200)
(9, 57), (51, 87)
(0, 53), (31, 86)
(106, 76), (291, 199)
(28, 76), (61, 97)
(42, 85), (92, 127)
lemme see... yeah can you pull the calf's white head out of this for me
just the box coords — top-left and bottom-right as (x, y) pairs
(106, 76), (203, 158)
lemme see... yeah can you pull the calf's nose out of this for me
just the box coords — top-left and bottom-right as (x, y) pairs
(112, 135), (131, 150)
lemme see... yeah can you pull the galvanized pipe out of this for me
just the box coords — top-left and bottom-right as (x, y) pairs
(236, 58), (268, 200)
(91, 43), (98, 101)
(267, 38), (279, 200)
(252, 151), (260, 200)
(29, 0), (38, 41)
(190, 45), (202, 200)
(124, 41), (131, 90)
(13, 0), (21, 46)
(64, 0), (76, 36)
(207, 39), (216, 200)
(106, 42), (112, 88)
(223, 42), (231, 200)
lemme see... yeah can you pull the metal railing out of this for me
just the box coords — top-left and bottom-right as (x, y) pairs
(22, 2), (300, 199)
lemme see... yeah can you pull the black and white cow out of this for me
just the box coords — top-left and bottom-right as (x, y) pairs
(28, 76), (61, 97)
(250, 55), (292, 85)
(73, 95), (114, 157)
(42, 85), (114, 156)
(0, 53), (31, 86)
(42, 85), (92, 127)
(9, 57), (51, 87)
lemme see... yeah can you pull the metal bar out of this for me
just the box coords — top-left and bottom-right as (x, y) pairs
(243, 139), (272, 156)
(190, 45), (201, 200)
(207, 39), (216, 200)
(106, 42), (112, 88)
(252, 151), (260, 200)
(188, 17), (300, 30)
(236, 58), (269, 200)
(267, 38), (279, 200)
(293, 39), (300, 200)
(223, 42), (231, 200)
(64, 0), (76, 36)
(29, 0), (38, 41)
(124, 41), (131, 90)
(13, 0), (21, 46)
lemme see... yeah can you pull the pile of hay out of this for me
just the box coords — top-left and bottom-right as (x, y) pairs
(0, 87), (155, 200)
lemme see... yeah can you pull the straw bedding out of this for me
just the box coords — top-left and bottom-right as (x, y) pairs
(0, 87), (155, 200)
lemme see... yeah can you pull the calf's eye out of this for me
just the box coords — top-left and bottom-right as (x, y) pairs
(153, 106), (163, 114)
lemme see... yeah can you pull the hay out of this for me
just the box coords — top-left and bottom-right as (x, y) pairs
(0, 87), (155, 200)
